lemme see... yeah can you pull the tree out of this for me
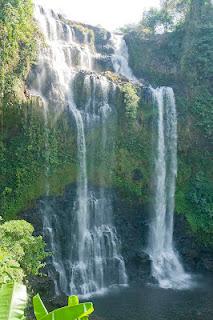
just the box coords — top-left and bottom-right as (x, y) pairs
(0, 0), (38, 98)
(139, 7), (174, 34)
(139, 0), (192, 35)
(161, 0), (192, 25)
(0, 220), (47, 285)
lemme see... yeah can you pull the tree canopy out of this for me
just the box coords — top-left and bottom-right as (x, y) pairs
(138, 0), (192, 34)
(0, 219), (47, 285)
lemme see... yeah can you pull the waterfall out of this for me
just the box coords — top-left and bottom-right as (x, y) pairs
(148, 87), (191, 290)
(31, 3), (127, 297)
(111, 34), (137, 82)
(67, 75), (128, 296)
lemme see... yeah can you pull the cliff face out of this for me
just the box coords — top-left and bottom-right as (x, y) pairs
(125, 0), (213, 249)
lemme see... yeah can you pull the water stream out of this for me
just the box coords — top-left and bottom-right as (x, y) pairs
(148, 87), (191, 289)
(111, 33), (137, 82)
(31, 3), (128, 297)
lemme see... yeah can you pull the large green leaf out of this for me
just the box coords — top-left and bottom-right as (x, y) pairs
(33, 294), (94, 320)
(0, 282), (28, 320)
(42, 303), (94, 320)
(33, 294), (48, 320)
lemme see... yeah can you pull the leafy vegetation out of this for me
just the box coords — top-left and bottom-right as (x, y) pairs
(0, 282), (28, 320)
(0, 219), (47, 285)
(0, 0), (39, 98)
(112, 90), (152, 202)
(33, 294), (94, 320)
(0, 282), (94, 320)
(120, 83), (140, 121)
(176, 0), (213, 245)
(137, 0), (191, 34)
(0, 100), (77, 219)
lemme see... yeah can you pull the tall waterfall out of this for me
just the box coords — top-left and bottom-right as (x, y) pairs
(148, 87), (191, 290)
(31, 3), (127, 297)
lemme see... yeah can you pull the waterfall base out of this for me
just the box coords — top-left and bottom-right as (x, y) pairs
(150, 251), (192, 290)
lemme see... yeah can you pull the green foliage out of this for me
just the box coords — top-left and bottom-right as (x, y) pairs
(176, 165), (213, 246)
(0, 282), (28, 320)
(33, 294), (48, 320)
(175, 1), (213, 246)
(0, 220), (47, 285)
(181, 1), (213, 88)
(187, 172), (213, 243)
(139, 7), (174, 34)
(0, 0), (55, 219)
(33, 294), (94, 320)
(121, 83), (139, 121)
(137, 0), (191, 35)
(0, 247), (24, 284)
(112, 95), (152, 202)
(175, 87), (213, 243)
(191, 90), (213, 141)
(125, 28), (183, 85)
(189, 173), (213, 220)
(0, 99), (77, 219)
(0, 0), (39, 97)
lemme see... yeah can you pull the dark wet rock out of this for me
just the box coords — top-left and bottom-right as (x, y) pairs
(202, 258), (213, 272)
(112, 193), (150, 281)
(94, 56), (114, 73)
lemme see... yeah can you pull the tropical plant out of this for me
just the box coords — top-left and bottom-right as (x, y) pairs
(33, 294), (94, 320)
(0, 282), (28, 320)
(0, 247), (24, 285)
(0, 220), (47, 285)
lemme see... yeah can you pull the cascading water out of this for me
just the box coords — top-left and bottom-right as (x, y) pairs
(148, 87), (191, 289)
(68, 75), (128, 296)
(111, 34), (137, 82)
(31, 3), (127, 297)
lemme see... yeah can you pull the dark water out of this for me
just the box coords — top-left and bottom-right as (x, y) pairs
(90, 277), (213, 320)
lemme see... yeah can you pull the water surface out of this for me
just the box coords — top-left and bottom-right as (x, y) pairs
(90, 277), (213, 320)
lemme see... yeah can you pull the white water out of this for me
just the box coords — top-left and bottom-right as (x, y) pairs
(68, 75), (128, 297)
(111, 34), (138, 82)
(31, 3), (127, 297)
(148, 87), (191, 290)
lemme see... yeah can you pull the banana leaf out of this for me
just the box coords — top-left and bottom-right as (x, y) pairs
(33, 294), (48, 320)
(33, 294), (94, 320)
(0, 282), (28, 320)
